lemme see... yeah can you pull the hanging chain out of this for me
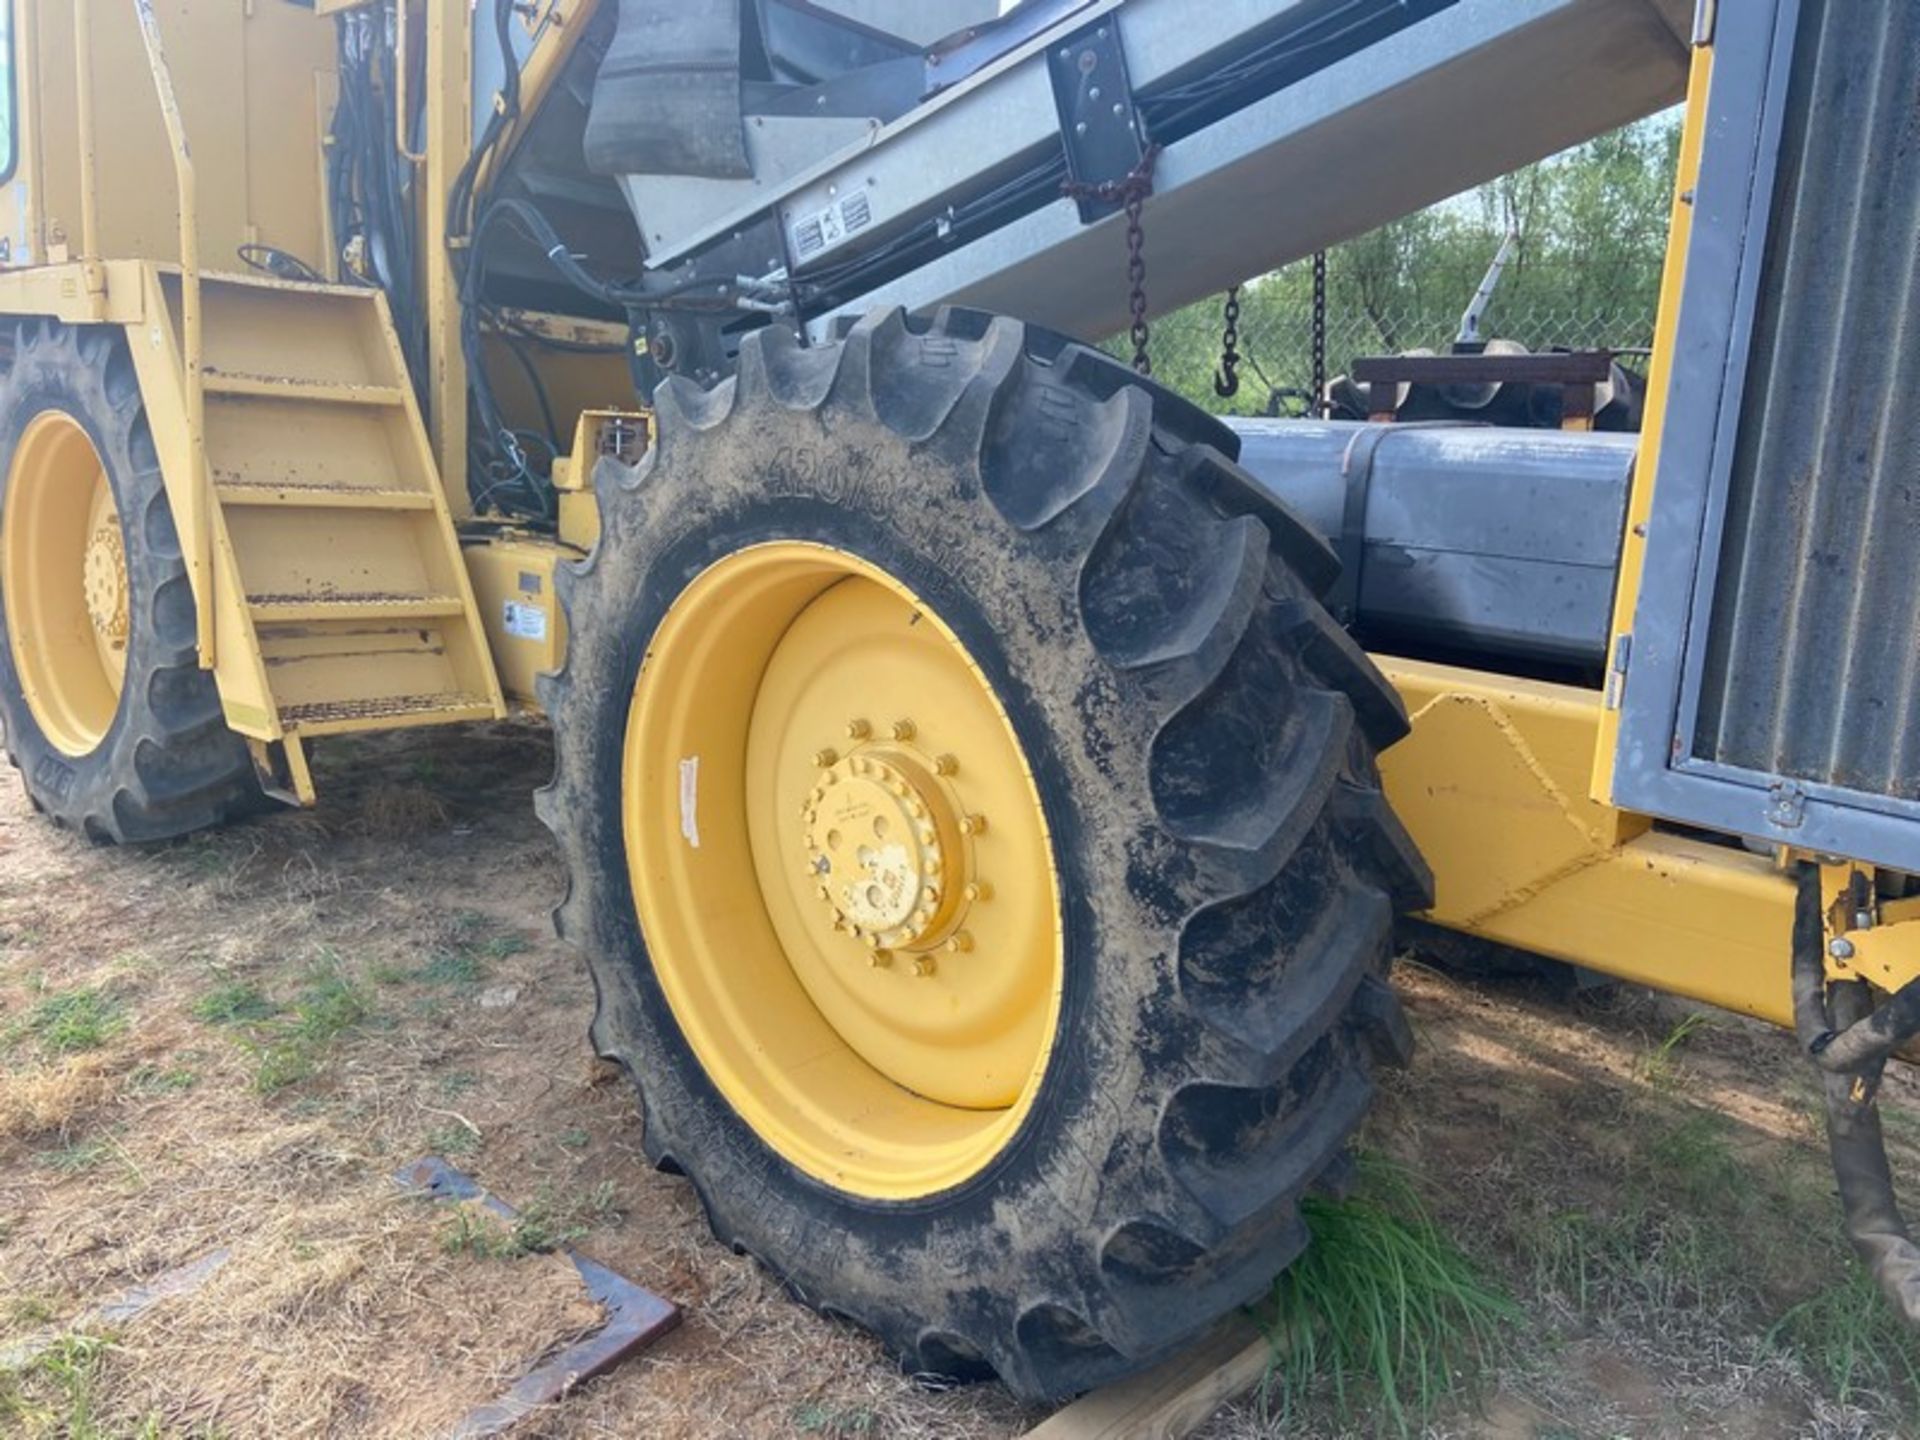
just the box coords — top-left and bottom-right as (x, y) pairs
(1061, 143), (1162, 375)
(1213, 285), (1243, 399)
(1311, 248), (1329, 416)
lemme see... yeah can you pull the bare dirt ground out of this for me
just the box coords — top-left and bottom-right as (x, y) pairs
(3, 721), (1917, 1439)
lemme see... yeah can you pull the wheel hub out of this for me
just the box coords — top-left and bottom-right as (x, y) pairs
(82, 516), (129, 647)
(803, 738), (975, 962)
(2, 410), (128, 756)
(622, 543), (1063, 1197)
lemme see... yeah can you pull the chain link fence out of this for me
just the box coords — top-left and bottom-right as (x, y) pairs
(1139, 250), (1668, 417)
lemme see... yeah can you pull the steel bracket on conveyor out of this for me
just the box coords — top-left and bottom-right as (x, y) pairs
(1048, 17), (1146, 222)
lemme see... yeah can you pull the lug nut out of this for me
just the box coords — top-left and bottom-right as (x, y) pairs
(964, 882), (992, 903)
(870, 949), (894, 969)
(945, 931), (974, 954)
(847, 718), (873, 740)
(934, 754), (959, 776)
(892, 718), (917, 741)
(812, 747), (839, 769)
(914, 956), (938, 978)
(959, 813), (988, 836)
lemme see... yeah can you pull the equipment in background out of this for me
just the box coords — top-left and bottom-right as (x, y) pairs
(1327, 346), (1647, 432)
(1228, 419), (1634, 675)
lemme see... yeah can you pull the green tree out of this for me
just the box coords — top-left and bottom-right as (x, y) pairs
(1131, 112), (1684, 415)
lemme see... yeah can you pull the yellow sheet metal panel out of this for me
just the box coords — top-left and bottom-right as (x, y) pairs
(4, 1), (333, 273)
(1592, 40), (1713, 805)
(552, 409), (648, 549)
(1481, 832), (1794, 1028)
(558, 491), (601, 552)
(462, 533), (578, 707)
(0, 261), (142, 325)
(1380, 655), (1795, 1028)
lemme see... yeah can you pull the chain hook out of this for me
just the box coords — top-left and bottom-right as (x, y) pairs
(1213, 284), (1243, 398)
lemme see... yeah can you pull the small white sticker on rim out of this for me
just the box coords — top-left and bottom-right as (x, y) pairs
(678, 756), (701, 850)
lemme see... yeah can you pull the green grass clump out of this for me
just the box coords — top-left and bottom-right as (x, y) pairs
(1260, 1159), (1522, 1436)
(1638, 1011), (1712, 1090)
(408, 916), (528, 990)
(793, 1403), (878, 1436)
(36, 1137), (115, 1175)
(438, 1204), (579, 1261)
(191, 983), (278, 1027)
(127, 1066), (199, 1096)
(0, 1333), (165, 1439)
(437, 1182), (618, 1261)
(1770, 1264), (1920, 1413)
(426, 1123), (480, 1157)
(239, 975), (371, 1093)
(4, 988), (126, 1056)
(415, 950), (487, 987)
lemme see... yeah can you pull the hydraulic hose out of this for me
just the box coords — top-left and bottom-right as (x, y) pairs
(1792, 864), (1920, 1325)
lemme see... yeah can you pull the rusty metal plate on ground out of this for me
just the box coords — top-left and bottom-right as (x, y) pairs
(396, 1156), (681, 1438)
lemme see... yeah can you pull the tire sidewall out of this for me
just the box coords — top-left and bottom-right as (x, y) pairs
(544, 316), (1417, 1394)
(0, 331), (140, 803)
(0, 322), (233, 839)
(556, 404), (1182, 1316)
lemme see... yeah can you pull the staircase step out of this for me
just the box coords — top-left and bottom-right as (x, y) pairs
(216, 481), (434, 511)
(247, 592), (468, 625)
(277, 692), (495, 737)
(203, 372), (407, 407)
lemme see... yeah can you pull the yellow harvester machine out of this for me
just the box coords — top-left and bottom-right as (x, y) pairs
(0, 0), (1916, 1401)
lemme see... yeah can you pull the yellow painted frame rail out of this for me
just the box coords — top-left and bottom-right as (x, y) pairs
(1380, 658), (1801, 1027)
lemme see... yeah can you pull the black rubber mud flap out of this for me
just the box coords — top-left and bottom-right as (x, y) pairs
(538, 307), (1432, 1401)
(0, 320), (260, 843)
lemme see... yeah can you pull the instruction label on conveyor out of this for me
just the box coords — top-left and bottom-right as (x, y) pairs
(503, 601), (548, 642)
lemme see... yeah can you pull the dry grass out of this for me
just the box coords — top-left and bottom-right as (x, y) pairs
(349, 781), (450, 840)
(0, 1059), (121, 1142)
(107, 1185), (603, 1438)
(4, 721), (1919, 1439)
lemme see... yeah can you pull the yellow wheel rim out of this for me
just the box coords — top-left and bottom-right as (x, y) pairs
(623, 542), (1064, 1200)
(2, 412), (129, 756)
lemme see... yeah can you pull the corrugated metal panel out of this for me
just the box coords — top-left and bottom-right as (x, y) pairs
(1692, 0), (1920, 802)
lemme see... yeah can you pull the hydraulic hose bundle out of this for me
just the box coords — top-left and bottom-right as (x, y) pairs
(1791, 865), (1920, 1324)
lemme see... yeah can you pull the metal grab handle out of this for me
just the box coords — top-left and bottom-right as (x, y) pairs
(75, 0), (103, 283)
(129, 0), (213, 669)
(394, 1), (426, 165)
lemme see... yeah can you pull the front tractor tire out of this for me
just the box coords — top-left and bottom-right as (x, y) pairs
(0, 319), (258, 842)
(539, 308), (1431, 1401)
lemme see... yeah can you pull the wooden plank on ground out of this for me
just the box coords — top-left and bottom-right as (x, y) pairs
(1023, 1319), (1278, 1440)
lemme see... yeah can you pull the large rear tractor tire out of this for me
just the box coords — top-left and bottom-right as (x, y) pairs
(0, 319), (259, 842)
(539, 308), (1432, 1401)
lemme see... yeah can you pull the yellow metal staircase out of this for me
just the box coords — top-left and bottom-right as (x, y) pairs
(147, 270), (505, 794)
(33, 4), (503, 809)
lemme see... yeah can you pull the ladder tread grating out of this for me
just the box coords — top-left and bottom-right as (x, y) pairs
(247, 592), (467, 624)
(277, 693), (495, 734)
(202, 372), (406, 406)
(216, 481), (433, 510)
